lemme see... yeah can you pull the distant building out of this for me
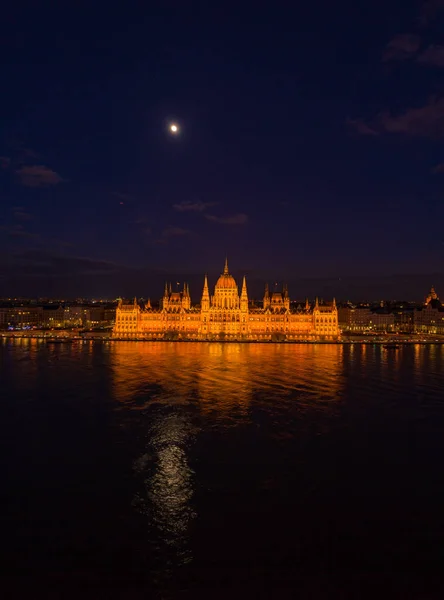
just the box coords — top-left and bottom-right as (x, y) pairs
(368, 310), (394, 331)
(84, 306), (115, 326)
(63, 306), (85, 326)
(392, 304), (415, 333)
(103, 308), (116, 324)
(414, 286), (444, 334)
(338, 305), (394, 332)
(42, 306), (65, 327)
(113, 259), (339, 340)
(338, 307), (372, 331)
(0, 307), (43, 329)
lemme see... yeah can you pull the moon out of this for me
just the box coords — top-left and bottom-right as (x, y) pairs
(169, 123), (179, 134)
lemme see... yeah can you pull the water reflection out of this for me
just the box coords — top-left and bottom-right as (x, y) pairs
(4, 338), (444, 593)
(131, 410), (196, 568)
(110, 342), (347, 570)
(110, 342), (345, 415)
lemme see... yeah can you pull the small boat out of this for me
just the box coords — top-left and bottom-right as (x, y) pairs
(383, 344), (400, 349)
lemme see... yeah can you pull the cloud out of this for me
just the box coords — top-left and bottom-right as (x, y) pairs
(15, 165), (64, 187)
(0, 156), (10, 169)
(151, 226), (192, 246)
(382, 34), (421, 61)
(350, 97), (444, 138)
(205, 213), (248, 225)
(173, 200), (218, 212)
(432, 162), (444, 173)
(420, 0), (444, 26)
(417, 44), (444, 67)
(10, 250), (123, 277)
(378, 97), (444, 137)
(162, 227), (191, 237)
(0, 224), (40, 241)
(13, 210), (33, 220)
(346, 118), (379, 136)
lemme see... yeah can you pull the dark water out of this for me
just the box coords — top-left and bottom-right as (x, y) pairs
(1, 339), (444, 598)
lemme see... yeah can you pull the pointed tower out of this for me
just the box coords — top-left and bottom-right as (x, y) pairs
(162, 282), (169, 310)
(283, 283), (290, 311)
(201, 275), (210, 312)
(146, 298), (151, 309)
(182, 282), (191, 310)
(305, 297), (310, 311)
(241, 275), (248, 313)
(224, 257), (229, 275)
(263, 283), (270, 309)
(200, 274), (210, 335)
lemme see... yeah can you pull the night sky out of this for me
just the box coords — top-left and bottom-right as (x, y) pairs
(1, 1), (444, 300)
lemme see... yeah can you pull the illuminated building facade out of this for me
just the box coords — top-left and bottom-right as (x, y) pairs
(113, 259), (339, 341)
(414, 286), (444, 334)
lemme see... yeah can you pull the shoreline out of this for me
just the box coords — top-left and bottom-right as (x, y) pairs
(2, 333), (444, 345)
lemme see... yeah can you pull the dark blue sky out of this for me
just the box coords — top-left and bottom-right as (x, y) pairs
(1, 1), (444, 300)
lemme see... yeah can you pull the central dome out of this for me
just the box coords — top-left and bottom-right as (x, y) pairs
(216, 274), (237, 288)
(215, 258), (238, 289)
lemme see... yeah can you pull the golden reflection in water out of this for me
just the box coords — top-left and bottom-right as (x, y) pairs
(110, 342), (345, 564)
(414, 343), (421, 373)
(196, 343), (254, 415)
(110, 341), (255, 413)
(110, 342), (344, 414)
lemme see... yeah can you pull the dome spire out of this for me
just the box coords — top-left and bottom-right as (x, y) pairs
(223, 256), (229, 275)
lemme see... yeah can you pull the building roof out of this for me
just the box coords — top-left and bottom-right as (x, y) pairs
(215, 259), (238, 290)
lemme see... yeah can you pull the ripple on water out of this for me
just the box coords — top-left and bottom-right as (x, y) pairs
(3, 340), (444, 592)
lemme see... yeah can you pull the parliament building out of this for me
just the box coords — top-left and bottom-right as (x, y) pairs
(113, 259), (339, 341)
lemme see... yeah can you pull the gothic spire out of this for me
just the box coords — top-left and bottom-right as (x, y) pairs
(241, 275), (248, 295)
(202, 274), (209, 296)
(223, 257), (229, 275)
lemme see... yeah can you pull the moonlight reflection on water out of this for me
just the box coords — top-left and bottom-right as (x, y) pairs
(2, 340), (444, 596)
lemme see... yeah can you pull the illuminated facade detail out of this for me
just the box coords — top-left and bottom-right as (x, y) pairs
(112, 260), (340, 340)
(414, 286), (444, 334)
